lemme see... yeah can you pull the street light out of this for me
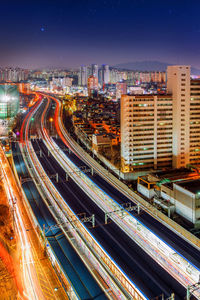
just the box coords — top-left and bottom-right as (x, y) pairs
(49, 117), (53, 131)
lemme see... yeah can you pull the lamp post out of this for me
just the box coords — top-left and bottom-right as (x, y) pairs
(49, 117), (53, 132)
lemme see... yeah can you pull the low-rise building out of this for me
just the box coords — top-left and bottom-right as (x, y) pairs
(92, 134), (111, 152)
(137, 169), (200, 227)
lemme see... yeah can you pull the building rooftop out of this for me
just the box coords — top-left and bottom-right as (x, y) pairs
(191, 79), (200, 83)
(122, 94), (172, 98)
(153, 168), (193, 180)
(176, 179), (200, 194)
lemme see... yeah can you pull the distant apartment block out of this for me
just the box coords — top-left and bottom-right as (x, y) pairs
(0, 67), (29, 82)
(87, 75), (98, 97)
(79, 65), (88, 86)
(121, 66), (200, 173)
(116, 82), (127, 100)
(99, 64), (110, 86)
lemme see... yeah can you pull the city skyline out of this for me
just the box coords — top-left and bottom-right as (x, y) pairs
(1, 0), (200, 297)
(1, 0), (200, 69)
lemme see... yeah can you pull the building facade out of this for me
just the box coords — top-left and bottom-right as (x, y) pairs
(78, 65), (88, 86)
(116, 82), (127, 100)
(121, 94), (173, 172)
(0, 67), (29, 82)
(137, 173), (200, 226)
(99, 64), (110, 86)
(167, 65), (191, 168)
(121, 65), (200, 173)
(189, 79), (200, 167)
(91, 64), (98, 79)
(87, 75), (98, 97)
(0, 84), (19, 119)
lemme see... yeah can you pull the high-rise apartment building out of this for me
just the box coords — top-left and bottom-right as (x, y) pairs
(116, 82), (127, 100)
(78, 65), (88, 86)
(91, 64), (98, 79)
(87, 75), (98, 97)
(121, 94), (173, 172)
(110, 69), (126, 84)
(0, 67), (29, 82)
(78, 64), (98, 86)
(99, 64), (110, 86)
(121, 65), (200, 173)
(189, 79), (200, 167)
(167, 65), (191, 168)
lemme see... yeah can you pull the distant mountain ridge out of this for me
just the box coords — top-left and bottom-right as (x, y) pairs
(113, 60), (200, 75)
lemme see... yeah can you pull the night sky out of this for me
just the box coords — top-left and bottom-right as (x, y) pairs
(1, 0), (200, 69)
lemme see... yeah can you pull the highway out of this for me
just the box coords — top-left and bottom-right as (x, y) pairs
(32, 97), (188, 299)
(25, 98), (144, 300)
(53, 135), (200, 269)
(13, 143), (107, 300)
(50, 95), (200, 267)
(46, 94), (200, 298)
(0, 144), (41, 300)
(16, 99), (108, 300)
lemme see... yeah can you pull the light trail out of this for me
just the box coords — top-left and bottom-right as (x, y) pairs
(20, 94), (41, 144)
(44, 126), (200, 293)
(44, 93), (200, 299)
(0, 147), (42, 300)
(24, 95), (147, 300)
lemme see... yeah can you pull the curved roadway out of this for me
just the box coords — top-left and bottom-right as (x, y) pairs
(30, 97), (187, 299)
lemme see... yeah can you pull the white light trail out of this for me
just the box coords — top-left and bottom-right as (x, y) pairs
(45, 97), (200, 299)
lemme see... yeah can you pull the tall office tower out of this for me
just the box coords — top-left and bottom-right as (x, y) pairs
(78, 65), (88, 86)
(91, 64), (98, 79)
(87, 75), (98, 97)
(99, 64), (110, 86)
(167, 66), (191, 168)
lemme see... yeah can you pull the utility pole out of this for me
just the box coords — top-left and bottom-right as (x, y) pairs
(186, 279), (200, 300)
